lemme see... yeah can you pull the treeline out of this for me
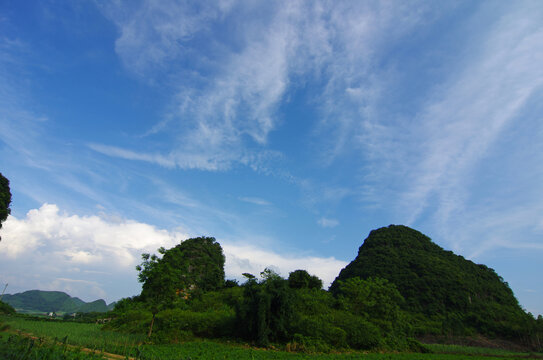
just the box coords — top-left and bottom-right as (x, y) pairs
(107, 270), (424, 352)
(105, 232), (543, 352)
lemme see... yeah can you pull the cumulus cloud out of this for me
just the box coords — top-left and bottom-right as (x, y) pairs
(0, 204), (347, 301)
(0, 204), (185, 264)
(222, 243), (347, 288)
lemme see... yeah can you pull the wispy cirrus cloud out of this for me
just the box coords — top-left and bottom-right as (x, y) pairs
(341, 2), (543, 259)
(399, 3), (543, 226)
(317, 217), (339, 228)
(239, 197), (271, 206)
(93, 1), (435, 172)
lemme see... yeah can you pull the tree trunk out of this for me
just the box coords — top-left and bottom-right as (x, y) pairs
(148, 312), (156, 338)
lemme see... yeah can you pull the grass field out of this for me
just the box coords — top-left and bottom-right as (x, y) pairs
(2, 315), (541, 360)
(135, 341), (542, 360)
(1, 315), (145, 357)
(0, 332), (109, 359)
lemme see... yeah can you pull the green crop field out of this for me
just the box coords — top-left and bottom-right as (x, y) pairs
(134, 341), (542, 360)
(2, 315), (542, 360)
(1, 315), (145, 357)
(0, 332), (108, 359)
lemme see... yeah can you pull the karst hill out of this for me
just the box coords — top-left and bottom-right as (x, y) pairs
(330, 225), (532, 340)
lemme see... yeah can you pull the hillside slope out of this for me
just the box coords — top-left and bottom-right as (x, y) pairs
(330, 225), (531, 338)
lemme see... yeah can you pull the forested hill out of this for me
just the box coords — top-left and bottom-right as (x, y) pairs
(2, 290), (114, 314)
(330, 225), (531, 338)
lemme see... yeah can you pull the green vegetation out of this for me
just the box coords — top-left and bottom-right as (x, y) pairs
(2, 315), (541, 359)
(288, 270), (323, 290)
(77, 300), (109, 314)
(0, 301), (15, 315)
(330, 225), (543, 349)
(2, 290), (111, 314)
(136, 236), (226, 337)
(0, 172), (11, 239)
(135, 340), (538, 360)
(0, 332), (108, 360)
(1, 315), (145, 356)
(106, 228), (543, 353)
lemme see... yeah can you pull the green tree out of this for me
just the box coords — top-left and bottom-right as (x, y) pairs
(136, 249), (180, 337)
(136, 237), (226, 337)
(0, 172), (12, 240)
(237, 269), (296, 347)
(161, 236), (225, 292)
(288, 270), (323, 290)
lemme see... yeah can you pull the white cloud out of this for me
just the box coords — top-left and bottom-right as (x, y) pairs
(94, 2), (434, 172)
(222, 243), (347, 288)
(88, 143), (176, 168)
(0, 203), (185, 264)
(317, 217), (339, 228)
(398, 4), (543, 228)
(0, 204), (347, 301)
(239, 197), (271, 206)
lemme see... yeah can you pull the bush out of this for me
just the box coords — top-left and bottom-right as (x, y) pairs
(332, 313), (382, 350)
(0, 301), (15, 315)
(105, 309), (152, 334)
(236, 272), (296, 347)
(154, 308), (235, 341)
(293, 315), (347, 349)
(287, 334), (332, 353)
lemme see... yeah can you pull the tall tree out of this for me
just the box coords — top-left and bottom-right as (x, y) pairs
(136, 249), (180, 337)
(136, 237), (226, 337)
(0, 172), (12, 241)
(237, 269), (296, 346)
(160, 236), (225, 292)
(288, 269), (323, 290)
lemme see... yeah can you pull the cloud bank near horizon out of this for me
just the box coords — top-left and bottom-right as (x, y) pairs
(0, 204), (347, 302)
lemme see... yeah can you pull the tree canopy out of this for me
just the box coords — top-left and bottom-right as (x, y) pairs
(137, 236), (225, 302)
(0, 172), (12, 237)
(135, 236), (226, 337)
(288, 270), (323, 290)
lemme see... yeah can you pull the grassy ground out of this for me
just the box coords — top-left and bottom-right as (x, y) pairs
(426, 343), (541, 357)
(0, 332), (109, 359)
(2, 315), (541, 360)
(1, 315), (145, 357)
(136, 341), (542, 360)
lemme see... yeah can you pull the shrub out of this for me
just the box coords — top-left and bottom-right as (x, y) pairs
(154, 308), (235, 340)
(332, 312), (382, 350)
(287, 334), (331, 353)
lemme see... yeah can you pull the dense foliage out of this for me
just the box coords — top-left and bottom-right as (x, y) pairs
(330, 225), (541, 347)
(0, 172), (11, 237)
(288, 270), (323, 290)
(0, 301), (15, 315)
(236, 269), (296, 347)
(135, 237), (226, 337)
(138, 236), (225, 298)
(106, 228), (542, 352)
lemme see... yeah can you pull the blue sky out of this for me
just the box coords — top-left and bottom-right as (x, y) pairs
(1, 0), (542, 315)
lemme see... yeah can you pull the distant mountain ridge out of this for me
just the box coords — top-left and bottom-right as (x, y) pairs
(2, 290), (115, 314)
